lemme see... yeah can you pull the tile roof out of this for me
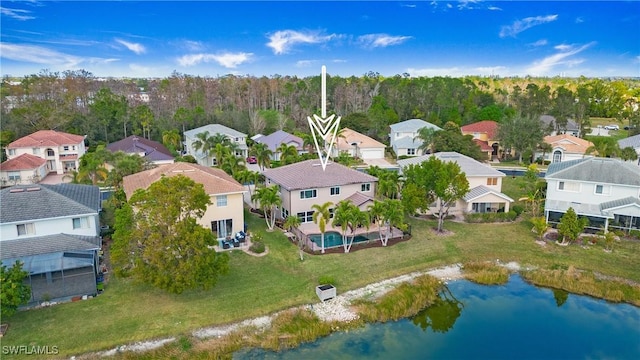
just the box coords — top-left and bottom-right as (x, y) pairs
(8, 130), (85, 148)
(264, 159), (378, 191)
(184, 124), (247, 139)
(254, 130), (304, 152)
(0, 184), (101, 223)
(397, 152), (505, 177)
(544, 134), (593, 154)
(389, 119), (441, 132)
(473, 139), (493, 152)
(618, 134), (640, 150)
(0, 234), (101, 260)
(335, 128), (386, 151)
(461, 120), (499, 139)
(0, 153), (46, 171)
(343, 191), (374, 207)
(463, 185), (514, 202)
(122, 162), (245, 199)
(106, 135), (174, 162)
(545, 157), (640, 186)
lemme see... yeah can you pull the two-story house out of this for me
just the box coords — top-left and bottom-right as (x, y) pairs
(253, 130), (306, 161)
(389, 119), (441, 158)
(184, 124), (248, 167)
(544, 157), (640, 233)
(460, 120), (502, 161)
(123, 162), (246, 241)
(397, 152), (513, 215)
(0, 184), (102, 303)
(5, 130), (87, 176)
(106, 135), (174, 165)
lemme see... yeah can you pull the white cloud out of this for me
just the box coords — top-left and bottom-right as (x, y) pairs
(526, 42), (596, 76)
(266, 30), (337, 55)
(575, 17), (584, 24)
(488, 6), (502, 11)
(529, 39), (548, 47)
(115, 39), (146, 55)
(296, 60), (316, 68)
(357, 34), (412, 49)
(183, 40), (204, 52)
(0, 42), (116, 69)
(0, 7), (35, 21)
(402, 4), (417, 8)
(499, 14), (558, 38)
(177, 52), (253, 68)
(406, 65), (508, 77)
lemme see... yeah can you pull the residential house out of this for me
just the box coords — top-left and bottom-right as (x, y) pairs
(184, 124), (248, 166)
(106, 135), (174, 165)
(537, 134), (594, 163)
(544, 157), (640, 233)
(389, 119), (442, 158)
(253, 130), (306, 161)
(618, 134), (640, 163)
(540, 115), (581, 137)
(5, 130), (87, 175)
(0, 184), (102, 303)
(332, 127), (387, 160)
(263, 159), (378, 223)
(460, 120), (502, 160)
(397, 152), (513, 214)
(0, 153), (48, 186)
(123, 162), (246, 240)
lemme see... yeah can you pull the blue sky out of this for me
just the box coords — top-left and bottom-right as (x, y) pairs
(1, 1), (639, 78)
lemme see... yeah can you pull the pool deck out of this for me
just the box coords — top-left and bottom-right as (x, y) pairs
(294, 222), (404, 252)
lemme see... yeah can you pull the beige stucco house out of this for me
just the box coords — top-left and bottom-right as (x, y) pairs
(123, 162), (246, 240)
(537, 134), (594, 163)
(0, 153), (48, 186)
(5, 130), (87, 175)
(332, 127), (387, 160)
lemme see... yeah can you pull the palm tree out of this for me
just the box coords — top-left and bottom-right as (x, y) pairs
(234, 169), (260, 209)
(77, 146), (112, 185)
(311, 201), (333, 254)
(220, 152), (246, 176)
(283, 215), (303, 260)
(376, 171), (401, 199)
(620, 146), (639, 162)
(537, 142), (553, 163)
(277, 143), (298, 165)
(251, 142), (273, 171)
(414, 126), (439, 155)
(191, 131), (216, 165)
(251, 185), (282, 231)
(381, 199), (405, 245)
(333, 200), (354, 253)
(298, 132), (316, 154)
(345, 206), (369, 253)
(162, 129), (182, 154)
(368, 200), (387, 246)
(213, 142), (231, 167)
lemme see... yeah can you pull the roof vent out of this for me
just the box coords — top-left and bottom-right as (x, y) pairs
(26, 187), (41, 192)
(9, 188), (25, 193)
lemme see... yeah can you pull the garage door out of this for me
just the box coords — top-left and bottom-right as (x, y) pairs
(360, 148), (384, 159)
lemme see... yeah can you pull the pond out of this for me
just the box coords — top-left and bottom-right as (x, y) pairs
(235, 275), (640, 359)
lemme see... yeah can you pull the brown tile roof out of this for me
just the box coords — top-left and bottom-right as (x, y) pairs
(8, 130), (85, 148)
(0, 153), (46, 171)
(461, 121), (499, 140)
(544, 134), (594, 154)
(122, 162), (244, 199)
(335, 128), (386, 151)
(473, 139), (493, 152)
(264, 159), (377, 191)
(344, 191), (374, 207)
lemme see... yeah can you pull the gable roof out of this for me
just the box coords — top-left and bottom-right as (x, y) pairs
(463, 185), (514, 202)
(540, 115), (580, 131)
(397, 152), (505, 177)
(106, 135), (174, 162)
(8, 130), (85, 148)
(390, 119), (441, 132)
(335, 128), (386, 150)
(343, 191), (375, 208)
(254, 130), (304, 152)
(545, 157), (640, 186)
(0, 234), (101, 260)
(122, 162), (244, 199)
(473, 139), (493, 152)
(618, 134), (640, 150)
(0, 153), (46, 171)
(0, 184), (101, 223)
(544, 134), (594, 154)
(600, 197), (640, 211)
(184, 124), (246, 139)
(264, 159), (377, 191)
(461, 121), (499, 139)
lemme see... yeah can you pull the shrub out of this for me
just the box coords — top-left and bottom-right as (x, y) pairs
(629, 229), (640, 240)
(512, 205), (525, 216)
(249, 241), (265, 254)
(464, 211), (517, 223)
(318, 275), (336, 285)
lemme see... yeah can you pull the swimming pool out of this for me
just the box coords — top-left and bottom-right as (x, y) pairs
(308, 231), (379, 248)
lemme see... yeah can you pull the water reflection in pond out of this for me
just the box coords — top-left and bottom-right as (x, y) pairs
(235, 275), (640, 360)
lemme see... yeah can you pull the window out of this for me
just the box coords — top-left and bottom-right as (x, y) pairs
(32, 148), (40, 155)
(330, 186), (340, 196)
(407, 148), (416, 155)
(72, 217), (88, 229)
(235, 150), (243, 156)
(8, 172), (20, 181)
(558, 181), (579, 192)
(72, 146), (76, 150)
(282, 208), (289, 218)
(17, 223), (35, 236)
(300, 189), (317, 199)
(595, 184), (610, 195)
(235, 137), (239, 142)
(361, 183), (371, 192)
(216, 195), (228, 207)
(8, 149), (15, 155)
(297, 211), (314, 223)
(486, 178), (498, 186)
(329, 208), (335, 219)
(46, 149), (55, 156)
(63, 146), (69, 151)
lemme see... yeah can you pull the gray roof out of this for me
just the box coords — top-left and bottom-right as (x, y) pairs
(397, 152), (505, 177)
(463, 185), (514, 202)
(0, 234), (101, 260)
(393, 136), (423, 150)
(618, 134), (640, 150)
(184, 124), (247, 139)
(264, 159), (377, 191)
(600, 197), (640, 211)
(254, 130), (304, 152)
(106, 135), (174, 162)
(540, 115), (580, 131)
(390, 119), (441, 132)
(545, 157), (640, 186)
(0, 184), (100, 223)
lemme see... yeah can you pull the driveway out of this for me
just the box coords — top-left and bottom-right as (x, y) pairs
(363, 158), (397, 168)
(39, 174), (71, 185)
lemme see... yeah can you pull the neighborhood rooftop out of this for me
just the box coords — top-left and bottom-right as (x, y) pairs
(106, 135), (174, 162)
(0, 153), (46, 171)
(618, 134), (640, 149)
(545, 157), (640, 186)
(396, 152), (506, 177)
(389, 118), (441, 132)
(263, 159), (377, 191)
(254, 130), (303, 152)
(460, 120), (499, 139)
(0, 234), (101, 260)
(184, 124), (246, 138)
(8, 130), (85, 148)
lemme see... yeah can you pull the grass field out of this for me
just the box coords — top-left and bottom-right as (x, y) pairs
(2, 178), (639, 358)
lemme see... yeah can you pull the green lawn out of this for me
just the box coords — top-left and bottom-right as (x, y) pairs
(3, 199), (640, 358)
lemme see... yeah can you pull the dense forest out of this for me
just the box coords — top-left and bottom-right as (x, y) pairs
(1, 70), (639, 151)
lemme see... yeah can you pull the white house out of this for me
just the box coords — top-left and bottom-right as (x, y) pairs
(184, 124), (248, 166)
(0, 184), (102, 303)
(389, 119), (441, 158)
(536, 134), (594, 163)
(5, 130), (87, 175)
(544, 157), (640, 233)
